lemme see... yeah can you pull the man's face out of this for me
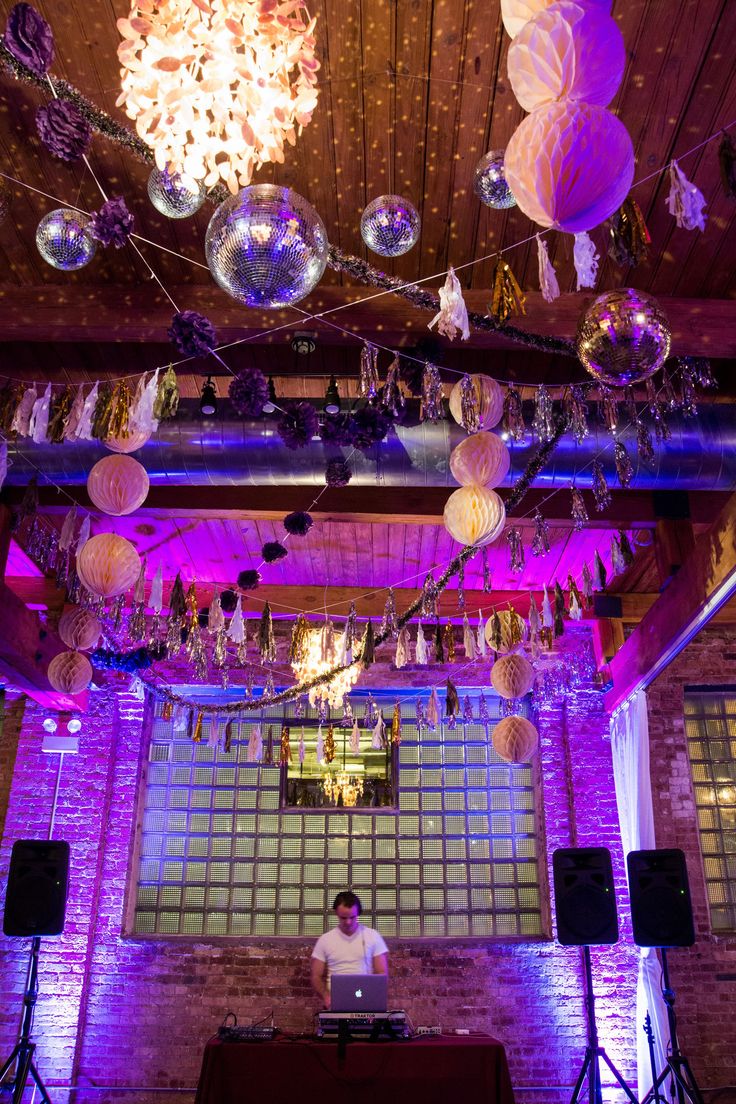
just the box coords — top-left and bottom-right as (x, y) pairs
(336, 904), (360, 935)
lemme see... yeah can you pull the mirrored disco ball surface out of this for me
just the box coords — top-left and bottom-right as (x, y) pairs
(148, 167), (206, 219)
(205, 185), (328, 308)
(360, 194), (421, 257)
(576, 288), (671, 387)
(36, 209), (97, 270)
(473, 150), (517, 210)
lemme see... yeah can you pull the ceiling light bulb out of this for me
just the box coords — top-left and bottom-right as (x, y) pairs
(324, 376), (340, 415)
(67, 718), (82, 734)
(263, 377), (277, 415)
(42, 717), (58, 734)
(199, 376), (218, 417)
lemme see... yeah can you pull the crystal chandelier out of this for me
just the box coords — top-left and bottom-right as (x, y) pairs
(116, 1), (320, 194)
(291, 622), (361, 709)
(323, 770), (364, 808)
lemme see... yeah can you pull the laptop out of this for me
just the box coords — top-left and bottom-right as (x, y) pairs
(330, 973), (388, 1013)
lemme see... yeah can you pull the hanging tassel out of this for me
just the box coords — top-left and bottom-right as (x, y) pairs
(458, 374), (480, 434)
(207, 590), (224, 634)
(371, 713), (386, 750)
(107, 380), (133, 440)
(568, 575), (584, 617)
(278, 724), (291, 765)
(73, 382), (98, 441)
(462, 614), (477, 661)
(478, 691), (489, 728)
(666, 160), (707, 231)
(565, 386), (590, 444)
(482, 547), (492, 594)
(718, 132), (736, 201)
(591, 460), (612, 511)
(599, 387), (619, 435)
(542, 585), (553, 630)
(573, 231), (600, 290)
(570, 487), (589, 531)
(443, 622), (456, 663)
(58, 505), (78, 552)
(489, 257), (526, 324)
(456, 559), (465, 611)
(395, 625), (410, 669)
(257, 602), (275, 663)
(489, 611), (503, 653)
(421, 572), (439, 620)
(344, 602), (357, 659)
(359, 620), (375, 667)
(264, 725), (275, 765)
(531, 511), (550, 557)
(608, 197), (651, 267)
(611, 534), (626, 575)
(153, 366), (179, 421)
(30, 383), (52, 443)
(208, 715), (222, 748)
(502, 387), (525, 443)
(0, 382), (22, 434)
(315, 724), (324, 763)
(428, 266), (470, 341)
(91, 383), (115, 440)
(445, 678), (460, 718)
(415, 699), (426, 730)
(420, 362), (443, 423)
(553, 582), (566, 637)
(62, 384), (85, 441)
(11, 386), (37, 436)
(636, 419), (656, 467)
(536, 234), (560, 303)
(594, 550), (607, 591)
(227, 596), (246, 645)
(528, 593), (540, 636)
(476, 609), (488, 657)
(169, 573), (186, 617)
(532, 385), (555, 443)
(350, 719), (360, 754)
(462, 695), (474, 726)
(391, 702), (402, 746)
(415, 622), (429, 665)
(359, 342), (379, 399)
(47, 386), (74, 443)
(582, 562), (594, 608)
(568, 589), (582, 621)
(434, 621), (445, 664)
(619, 530), (635, 566)
(506, 527), (525, 573)
(614, 440), (634, 488)
(289, 613), (309, 664)
(425, 687), (438, 729)
(192, 711), (204, 744)
(381, 587), (398, 639)
(382, 355), (405, 417)
(130, 368), (161, 436)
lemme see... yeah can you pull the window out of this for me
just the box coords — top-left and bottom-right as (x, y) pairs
(131, 689), (544, 939)
(684, 689), (736, 931)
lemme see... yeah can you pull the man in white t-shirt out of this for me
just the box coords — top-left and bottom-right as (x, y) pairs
(310, 891), (389, 1009)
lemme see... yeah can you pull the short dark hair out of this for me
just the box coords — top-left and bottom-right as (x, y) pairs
(333, 891), (362, 914)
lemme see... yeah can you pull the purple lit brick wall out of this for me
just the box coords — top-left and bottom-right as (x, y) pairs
(0, 641), (644, 1104)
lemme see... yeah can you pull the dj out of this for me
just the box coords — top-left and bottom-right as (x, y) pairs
(310, 891), (389, 1009)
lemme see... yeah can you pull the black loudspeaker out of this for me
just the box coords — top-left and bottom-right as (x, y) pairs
(3, 839), (70, 937)
(627, 848), (695, 947)
(553, 847), (619, 946)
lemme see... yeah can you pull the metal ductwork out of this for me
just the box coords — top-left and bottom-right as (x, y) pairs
(5, 401), (736, 490)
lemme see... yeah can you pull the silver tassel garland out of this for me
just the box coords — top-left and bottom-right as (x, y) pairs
(459, 374), (480, 434)
(531, 510), (550, 557)
(420, 362), (444, 423)
(359, 342), (379, 399)
(570, 487), (589, 531)
(614, 440), (634, 488)
(591, 461), (612, 511)
(502, 388), (525, 442)
(532, 384), (555, 443)
(506, 527), (525, 573)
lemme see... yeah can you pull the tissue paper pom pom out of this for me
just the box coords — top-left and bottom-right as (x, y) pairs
(167, 310), (217, 359)
(277, 401), (319, 449)
(349, 405), (392, 451)
(220, 588), (238, 613)
(325, 459), (352, 487)
(320, 412), (353, 445)
(284, 511), (313, 536)
(237, 569), (261, 590)
(36, 100), (90, 162)
(89, 196), (134, 248)
(229, 366), (270, 418)
(5, 3), (54, 76)
(262, 541), (288, 563)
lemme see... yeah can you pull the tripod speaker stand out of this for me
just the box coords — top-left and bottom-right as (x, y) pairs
(0, 937), (53, 1104)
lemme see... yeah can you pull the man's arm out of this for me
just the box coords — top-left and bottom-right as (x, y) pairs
(372, 952), (388, 977)
(311, 957), (330, 1007)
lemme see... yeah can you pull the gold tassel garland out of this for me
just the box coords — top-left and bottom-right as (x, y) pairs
(489, 258), (526, 325)
(608, 197), (651, 267)
(391, 702), (401, 746)
(280, 725), (292, 765)
(192, 711), (204, 743)
(91, 382), (114, 440)
(107, 380), (132, 440)
(154, 365), (180, 421)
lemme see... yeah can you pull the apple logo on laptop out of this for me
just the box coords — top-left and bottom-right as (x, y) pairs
(355, 988), (362, 999)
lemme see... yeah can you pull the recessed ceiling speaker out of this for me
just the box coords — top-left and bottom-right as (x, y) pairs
(626, 848), (695, 948)
(552, 847), (619, 945)
(3, 840), (70, 937)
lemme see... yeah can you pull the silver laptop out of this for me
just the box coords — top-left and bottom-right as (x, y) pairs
(330, 973), (388, 1013)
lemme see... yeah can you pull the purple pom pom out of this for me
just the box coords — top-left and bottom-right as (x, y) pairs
(284, 511), (313, 537)
(320, 412), (353, 446)
(349, 405), (392, 451)
(229, 367), (269, 418)
(36, 99), (90, 162)
(325, 459), (352, 488)
(237, 569), (261, 590)
(220, 588), (238, 613)
(277, 401), (319, 450)
(262, 541), (288, 563)
(168, 310), (217, 359)
(5, 3), (54, 76)
(89, 196), (134, 249)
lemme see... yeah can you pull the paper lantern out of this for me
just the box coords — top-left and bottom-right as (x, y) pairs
(490, 653), (535, 699)
(87, 455), (149, 517)
(443, 486), (506, 548)
(484, 610), (528, 654)
(492, 715), (539, 763)
(104, 427), (151, 455)
(58, 606), (101, 651)
(508, 2), (625, 112)
(448, 375), (504, 431)
(504, 101), (634, 233)
(48, 651), (93, 696)
(501, 0), (611, 39)
(450, 431), (511, 489)
(77, 533), (141, 598)
(577, 289), (671, 386)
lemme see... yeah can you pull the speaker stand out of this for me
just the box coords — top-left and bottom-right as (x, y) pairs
(0, 937), (53, 1104)
(640, 949), (704, 1104)
(570, 946), (639, 1104)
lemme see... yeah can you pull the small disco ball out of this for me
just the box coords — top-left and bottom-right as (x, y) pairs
(473, 149), (517, 210)
(147, 166), (206, 219)
(205, 184), (328, 308)
(36, 209), (97, 271)
(576, 288), (671, 387)
(360, 194), (420, 257)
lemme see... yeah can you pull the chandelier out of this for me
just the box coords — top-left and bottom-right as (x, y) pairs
(323, 770), (364, 808)
(116, 0), (320, 194)
(291, 622), (361, 709)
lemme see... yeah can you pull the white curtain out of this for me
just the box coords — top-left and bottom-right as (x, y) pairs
(610, 689), (670, 1100)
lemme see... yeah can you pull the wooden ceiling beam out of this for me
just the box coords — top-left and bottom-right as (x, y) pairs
(0, 287), (733, 355)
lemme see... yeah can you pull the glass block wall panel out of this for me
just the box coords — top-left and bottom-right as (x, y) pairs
(684, 691), (736, 931)
(132, 689), (542, 938)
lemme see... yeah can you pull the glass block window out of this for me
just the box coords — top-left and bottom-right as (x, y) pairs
(684, 690), (736, 931)
(131, 689), (543, 939)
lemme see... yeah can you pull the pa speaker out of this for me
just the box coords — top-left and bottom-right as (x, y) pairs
(3, 839), (70, 937)
(627, 848), (695, 947)
(553, 847), (618, 945)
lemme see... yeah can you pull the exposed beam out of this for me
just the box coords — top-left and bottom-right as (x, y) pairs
(605, 490), (736, 713)
(0, 287), (733, 355)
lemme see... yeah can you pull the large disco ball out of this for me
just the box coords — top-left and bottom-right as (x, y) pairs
(473, 150), (517, 210)
(360, 194), (420, 257)
(205, 184), (328, 308)
(36, 209), (97, 270)
(576, 289), (671, 387)
(148, 167), (206, 219)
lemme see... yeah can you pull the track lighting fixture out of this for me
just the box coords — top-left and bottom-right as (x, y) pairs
(263, 376), (277, 414)
(199, 375), (218, 417)
(324, 375), (340, 415)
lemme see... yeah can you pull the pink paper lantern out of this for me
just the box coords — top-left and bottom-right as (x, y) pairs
(449, 431), (511, 489)
(87, 455), (150, 517)
(48, 651), (93, 696)
(77, 533), (141, 598)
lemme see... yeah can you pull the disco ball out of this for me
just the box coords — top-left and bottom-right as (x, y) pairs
(205, 184), (328, 308)
(36, 209), (97, 271)
(147, 166), (206, 219)
(473, 150), (517, 210)
(576, 288), (671, 387)
(360, 194), (420, 257)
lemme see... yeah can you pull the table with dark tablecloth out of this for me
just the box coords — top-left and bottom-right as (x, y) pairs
(195, 1034), (515, 1104)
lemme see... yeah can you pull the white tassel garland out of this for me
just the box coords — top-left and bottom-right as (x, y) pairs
(536, 235), (560, 303)
(667, 160), (707, 231)
(573, 232), (600, 290)
(428, 267), (470, 342)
